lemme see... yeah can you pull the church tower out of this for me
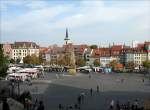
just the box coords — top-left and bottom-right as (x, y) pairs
(64, 28), (70, 45)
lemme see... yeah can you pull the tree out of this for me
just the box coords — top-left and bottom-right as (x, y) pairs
(23, 55), (32, 64)
(31, 54), (39, 65)
(16, 58), (21, 64)
(10, 58), (15, 64)
(90, 45), (98, 49)
(143, 60), (150, 69)
(76, 58), (86, 67)
(93, 59), (100, 67)
(0, 45), (8, 77)
(23, 54), (40, 65)
(127, 61), (135, 71)
(57, 54), (66, 66)
(110, 60), (118, 70)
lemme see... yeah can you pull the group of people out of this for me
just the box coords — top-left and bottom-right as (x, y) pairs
(45, 65), (68, 73)
(58, 92), (86, 110)
(58, 86), (100, 110)
(110, 99), (144, 110)
(24, 98), (45, 110)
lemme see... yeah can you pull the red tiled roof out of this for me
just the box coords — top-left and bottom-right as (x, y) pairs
(111, 45), (123, 51)
(144, 41), (150, 45)
(39, 47), (49, 53)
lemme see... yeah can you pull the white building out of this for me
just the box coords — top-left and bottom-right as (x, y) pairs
(12, 42), (39, 62)
(100, 56), (117, 67)
(125, 50), (147, 66)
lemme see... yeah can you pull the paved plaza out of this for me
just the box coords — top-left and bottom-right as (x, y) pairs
(19, 72), (150, 110)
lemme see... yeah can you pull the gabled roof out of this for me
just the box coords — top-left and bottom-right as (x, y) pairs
(111, 45), (123, 51)
(13, 42), (39, 49)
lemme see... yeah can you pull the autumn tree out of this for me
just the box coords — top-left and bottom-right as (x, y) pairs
(127, 61), (135, 71)
(110, 60), (118, 70)
(93, 59), (100, 67)
(57, 54), (66, 66)
(76, 58), (86, 67)
(31, 54), (39, 65)
(23, 55), (32, 64)
(23, 54), (39, 65)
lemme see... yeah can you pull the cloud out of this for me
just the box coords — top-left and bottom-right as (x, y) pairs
(25, 1), (48, 10)
(1, 4), (72, 37)
(1, 0), (150, 45)
(52, 0), (150, 29)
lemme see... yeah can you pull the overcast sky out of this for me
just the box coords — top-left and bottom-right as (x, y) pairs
(0, 0), (150, 47)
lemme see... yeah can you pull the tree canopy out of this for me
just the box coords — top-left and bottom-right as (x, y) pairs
(93, 59), (100, 67)
(90, 45), (98, 49)
(127, 61), (135, 71)
(23, 54), (40, 65)
(76, 58), (86, 67)
(0, 45), (8, 77)
(143, 60), (150, 69)
(109, 60), (118, 70)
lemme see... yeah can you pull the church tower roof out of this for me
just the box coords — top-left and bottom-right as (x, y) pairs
(64, 28), (70, 40)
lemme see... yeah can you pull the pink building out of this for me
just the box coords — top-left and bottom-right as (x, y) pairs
(2, 43), (12, 59)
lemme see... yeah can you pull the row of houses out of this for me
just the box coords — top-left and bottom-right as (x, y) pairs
(40, 41), (150, 68)
(1, 41), (150, 67)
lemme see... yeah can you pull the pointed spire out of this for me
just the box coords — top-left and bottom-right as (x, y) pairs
(64, 28), (70, 45)
(66, 28), (68, 39)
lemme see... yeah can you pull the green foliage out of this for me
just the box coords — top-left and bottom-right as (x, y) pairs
(0, 45), (8, 77)
(23, 54), (40, 65)
(23, 55), (31, 64)
(143, 60), (150, 69)
(93, 59), (100, 67)
(76, 58), (86, 67)
(10, 58), (15, 64)
(90, 45), (98, 49)
(16, 58), (21, 64)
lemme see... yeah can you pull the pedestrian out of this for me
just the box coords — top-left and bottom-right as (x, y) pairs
(110, 99), (114, 109)
(37, 101), (44, 110)
(80, 92), (85, 103)
(2, 98), (10, 110)
(59, 104), (62, 109)
(77, 96), (81, 105)
(97, 85), (99, 93)
(142, 78), (144, 83)
(74, 103), (78, 109)
(121, 78), (124, 83)
(89, 74), (91, 79)
(90, 88), (93, 96)
(116, 100), (120, 110)
(134, 99), (139, 109)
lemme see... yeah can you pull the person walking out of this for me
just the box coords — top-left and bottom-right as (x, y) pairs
(116, 100), (120, 110)
(90, 88), (93, 96)
(89, 74), (91, 79)
(2, 98), (10, 110)
(110, 99), (114, 109)
(37, 101), (44, 110)
(97, 85), (99, 93)
(77, 96), (81, 105)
